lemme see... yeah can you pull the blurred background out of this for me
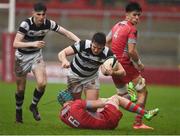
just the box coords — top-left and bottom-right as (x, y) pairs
(0, 0), (180, 85)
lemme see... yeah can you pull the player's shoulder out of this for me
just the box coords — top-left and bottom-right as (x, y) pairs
(85, 40), (91, 46)
(72, 40), (88, 52)
(127, 21), (137, 31)
(45, 18), (54, 23)
(19, 17), (32, 30)
(112, 21), (122, 28)
(130, 25), (137, 31)
(102, 46), (112, 57)
(113, 20), (131, 31)
(114, 20), (128, 26)
(20, 17), (31, 25)
(76, 40), (86, 46)
(79, 39), (91, 49)
(46, 18), (58, 25)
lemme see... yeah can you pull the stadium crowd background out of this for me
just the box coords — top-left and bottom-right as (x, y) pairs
(0, 0), (180, 85)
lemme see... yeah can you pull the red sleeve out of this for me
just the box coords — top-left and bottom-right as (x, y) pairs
(74, 99), (87, 109)
(128, 26), (137, 44)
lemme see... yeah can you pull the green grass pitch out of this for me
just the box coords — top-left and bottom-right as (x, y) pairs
(0, 81), (180, 135)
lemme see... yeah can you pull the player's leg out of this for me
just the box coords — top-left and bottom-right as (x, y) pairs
(108, 95), (144, 114)
(112, 76), (153, 129)
(84, 88), (99, 113)
(15, 75), (27, 123)
(131, 75), (153, 129)
(30, 60), (47, 121)
(114, 83), (132, 100)
(112, 75), (134, 101)
(14, 52), (28, 123)
(108, 95), (159, 121)
(84, 89), (99, 100)
(127, 81), (137, 102)
(67, 75), (84, 100)
(121, 63), (152, 129)
(84, 79), (99, 99)
(84, 78), (100, 112)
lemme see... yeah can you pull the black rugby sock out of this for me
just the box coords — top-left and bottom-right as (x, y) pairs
(31, 88), (44, 107)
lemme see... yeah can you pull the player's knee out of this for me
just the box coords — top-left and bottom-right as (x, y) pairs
(134, 77), (146, 91)
(108, 95), (120, 107)
(37, 80), (46, 89)
(17, 86), (26, 91)
(116, 84), (127, 95)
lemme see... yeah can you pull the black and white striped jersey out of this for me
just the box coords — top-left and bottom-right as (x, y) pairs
(17, 17), (60, 52)
(70, 40), (116, 77)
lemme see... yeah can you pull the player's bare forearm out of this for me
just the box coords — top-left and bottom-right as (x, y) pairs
(58, 26), (80, 42)
(58, 50), (67, 63)
(13, 33), (45, 48)
(128, 45), (144, 70)
(65, 31), (80, 42)
(58, 51), (70, 68)
(58, 46), (75, 68)
(13, 41), (45, 48)
(112, 68), (126, 77)
(128, 44), (144, 70)
(129, 49), (140, 62)
(128, 43), (140, 62)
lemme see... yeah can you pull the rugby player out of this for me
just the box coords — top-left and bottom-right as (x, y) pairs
(106, 2), (152, 129)
(13, 2), (80, 123)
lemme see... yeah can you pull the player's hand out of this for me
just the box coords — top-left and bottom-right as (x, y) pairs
(61, 60), (70, 68)
(33, 41), (45, 48)
(136, 63), (144, 71)
(105, 68), (113, 76)
(131, 59), (144, 71)
(100, 65), (113, 76)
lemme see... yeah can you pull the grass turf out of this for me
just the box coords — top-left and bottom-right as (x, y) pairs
(0, 81), (180, 135)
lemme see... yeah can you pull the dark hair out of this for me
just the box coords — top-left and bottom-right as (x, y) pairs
(92, 32), (106, 46)
(125, 2), (142, 12)
(33, 2), (47, 12)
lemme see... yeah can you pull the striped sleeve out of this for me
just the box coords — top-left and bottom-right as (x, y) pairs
(18, 21), (29, 34)
(71, 40), (85, 53)
(71, 41), (80, 53)
(50, 20), (59, 31)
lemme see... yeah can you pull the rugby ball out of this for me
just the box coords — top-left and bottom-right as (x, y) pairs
(101, 57), (118, 76)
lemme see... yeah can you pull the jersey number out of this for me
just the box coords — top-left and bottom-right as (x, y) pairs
(113, 29), (120, 39)
(68, 116), (80, 127)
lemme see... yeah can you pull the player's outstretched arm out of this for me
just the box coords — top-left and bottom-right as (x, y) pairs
(57, 26), (80, 42)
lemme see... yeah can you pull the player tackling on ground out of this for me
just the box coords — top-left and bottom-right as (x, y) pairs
(58, 90), (159, 129)
(13, 2), (80, 123)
